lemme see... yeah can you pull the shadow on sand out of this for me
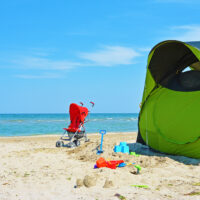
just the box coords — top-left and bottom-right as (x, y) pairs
(127, 143), (200, 166)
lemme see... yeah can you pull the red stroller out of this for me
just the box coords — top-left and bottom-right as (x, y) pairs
(56, 102), (94, 147)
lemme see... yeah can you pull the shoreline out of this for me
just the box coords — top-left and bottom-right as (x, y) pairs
(0, 131), (137, 139)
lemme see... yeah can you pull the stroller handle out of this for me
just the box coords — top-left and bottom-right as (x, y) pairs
(90, 101), (95, 107)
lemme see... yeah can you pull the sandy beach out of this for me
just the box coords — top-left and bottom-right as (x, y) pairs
(0, 132), (200, 200)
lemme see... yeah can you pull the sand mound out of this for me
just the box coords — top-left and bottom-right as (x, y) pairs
(103, 179), (114, 188)
(83, 175), (97, 187)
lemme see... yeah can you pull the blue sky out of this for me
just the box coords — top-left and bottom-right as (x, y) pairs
(1, 0), (200, 113)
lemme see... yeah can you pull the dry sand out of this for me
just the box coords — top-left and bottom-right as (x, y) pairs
(0, 132), (200, 200)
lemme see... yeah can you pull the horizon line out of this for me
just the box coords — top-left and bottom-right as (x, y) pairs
(0, 112), (139, 115)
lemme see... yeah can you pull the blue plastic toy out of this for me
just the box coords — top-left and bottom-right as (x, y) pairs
(118, 162), (136, 168)
(97, 130), (106, 155)
(118, 163), (126, 167)
(120, 142), (127, 146)
(114, 142), (129, 153)
(121, 145), (129, 153)
(114, 145), (121, 152)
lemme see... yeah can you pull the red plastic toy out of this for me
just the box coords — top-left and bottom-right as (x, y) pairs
(96, 157), (124, 169)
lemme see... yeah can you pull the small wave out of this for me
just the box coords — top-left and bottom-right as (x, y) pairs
(50, 120), (66, 122)
(90, 119), (98, 122)
(35, 119), (66, 122)
(90, 117), (138, 122)
(130, 117), (138, 121)
(125, 118), (138, 121)
(90, 118), (113, 122)
(5, 120), (25, 123)
(90, 118), (108, 122)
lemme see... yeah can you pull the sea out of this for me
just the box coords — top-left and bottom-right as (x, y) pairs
(0, 113), (138, 137)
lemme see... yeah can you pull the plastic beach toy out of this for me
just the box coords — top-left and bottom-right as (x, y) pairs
(114, 142), (129, 153)
(94, 164), (98, 169)
(118, 162), (136, 167)
(130, 185), (149, 188)
(130, 152), (140, 157)
(118, 163), (126, 167)
(96, 157), (107, 168)
(120, 142), (127, 146)
(97, 130), (106, 155)
(96, 157), (124, 169)
(135, 165), (141, 174)
(114, 145), (121, 152)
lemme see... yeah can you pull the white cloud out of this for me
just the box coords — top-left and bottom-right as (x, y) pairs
(7, 46), (140, 72)
(170, 25), (200, 41)
(138, 47), (151, 52)
(4, 45), (141, 79)
(79, 46), (140, 67)
(15, 73), (62, 79)
(12, 56), (81, 70)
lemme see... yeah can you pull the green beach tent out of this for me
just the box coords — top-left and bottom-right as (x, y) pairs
(137, 40), (200, 159)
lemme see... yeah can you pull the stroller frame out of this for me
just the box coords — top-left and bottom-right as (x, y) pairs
(56, 102), (94, 148)
(56, 124), (89, 147)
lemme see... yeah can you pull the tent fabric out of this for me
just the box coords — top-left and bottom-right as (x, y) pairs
(67, 103), (88, 133)
(138, 40), (200, 159)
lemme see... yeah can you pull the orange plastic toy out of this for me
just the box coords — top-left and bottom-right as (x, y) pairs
(96, 157), (107, 168)
(96, 157), (124, 169)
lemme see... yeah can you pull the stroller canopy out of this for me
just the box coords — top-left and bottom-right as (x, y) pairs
(69, 103), (88, 124)
(138, 40), (200, 159)
(67, 103), (89, 133)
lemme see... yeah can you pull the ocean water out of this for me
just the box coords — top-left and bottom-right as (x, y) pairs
(0, 113), (138, 137)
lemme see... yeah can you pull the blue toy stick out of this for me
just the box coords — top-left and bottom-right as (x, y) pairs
(97, 130), (106, 155)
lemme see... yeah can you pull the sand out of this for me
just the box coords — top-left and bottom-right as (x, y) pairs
(0, 132), (200, 200)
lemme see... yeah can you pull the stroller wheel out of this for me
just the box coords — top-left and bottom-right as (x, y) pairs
(56, 141), (63, 147)
(74, 140), (80, 147)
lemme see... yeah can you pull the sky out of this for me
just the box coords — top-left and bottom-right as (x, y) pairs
(1, 0), (200, 113)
